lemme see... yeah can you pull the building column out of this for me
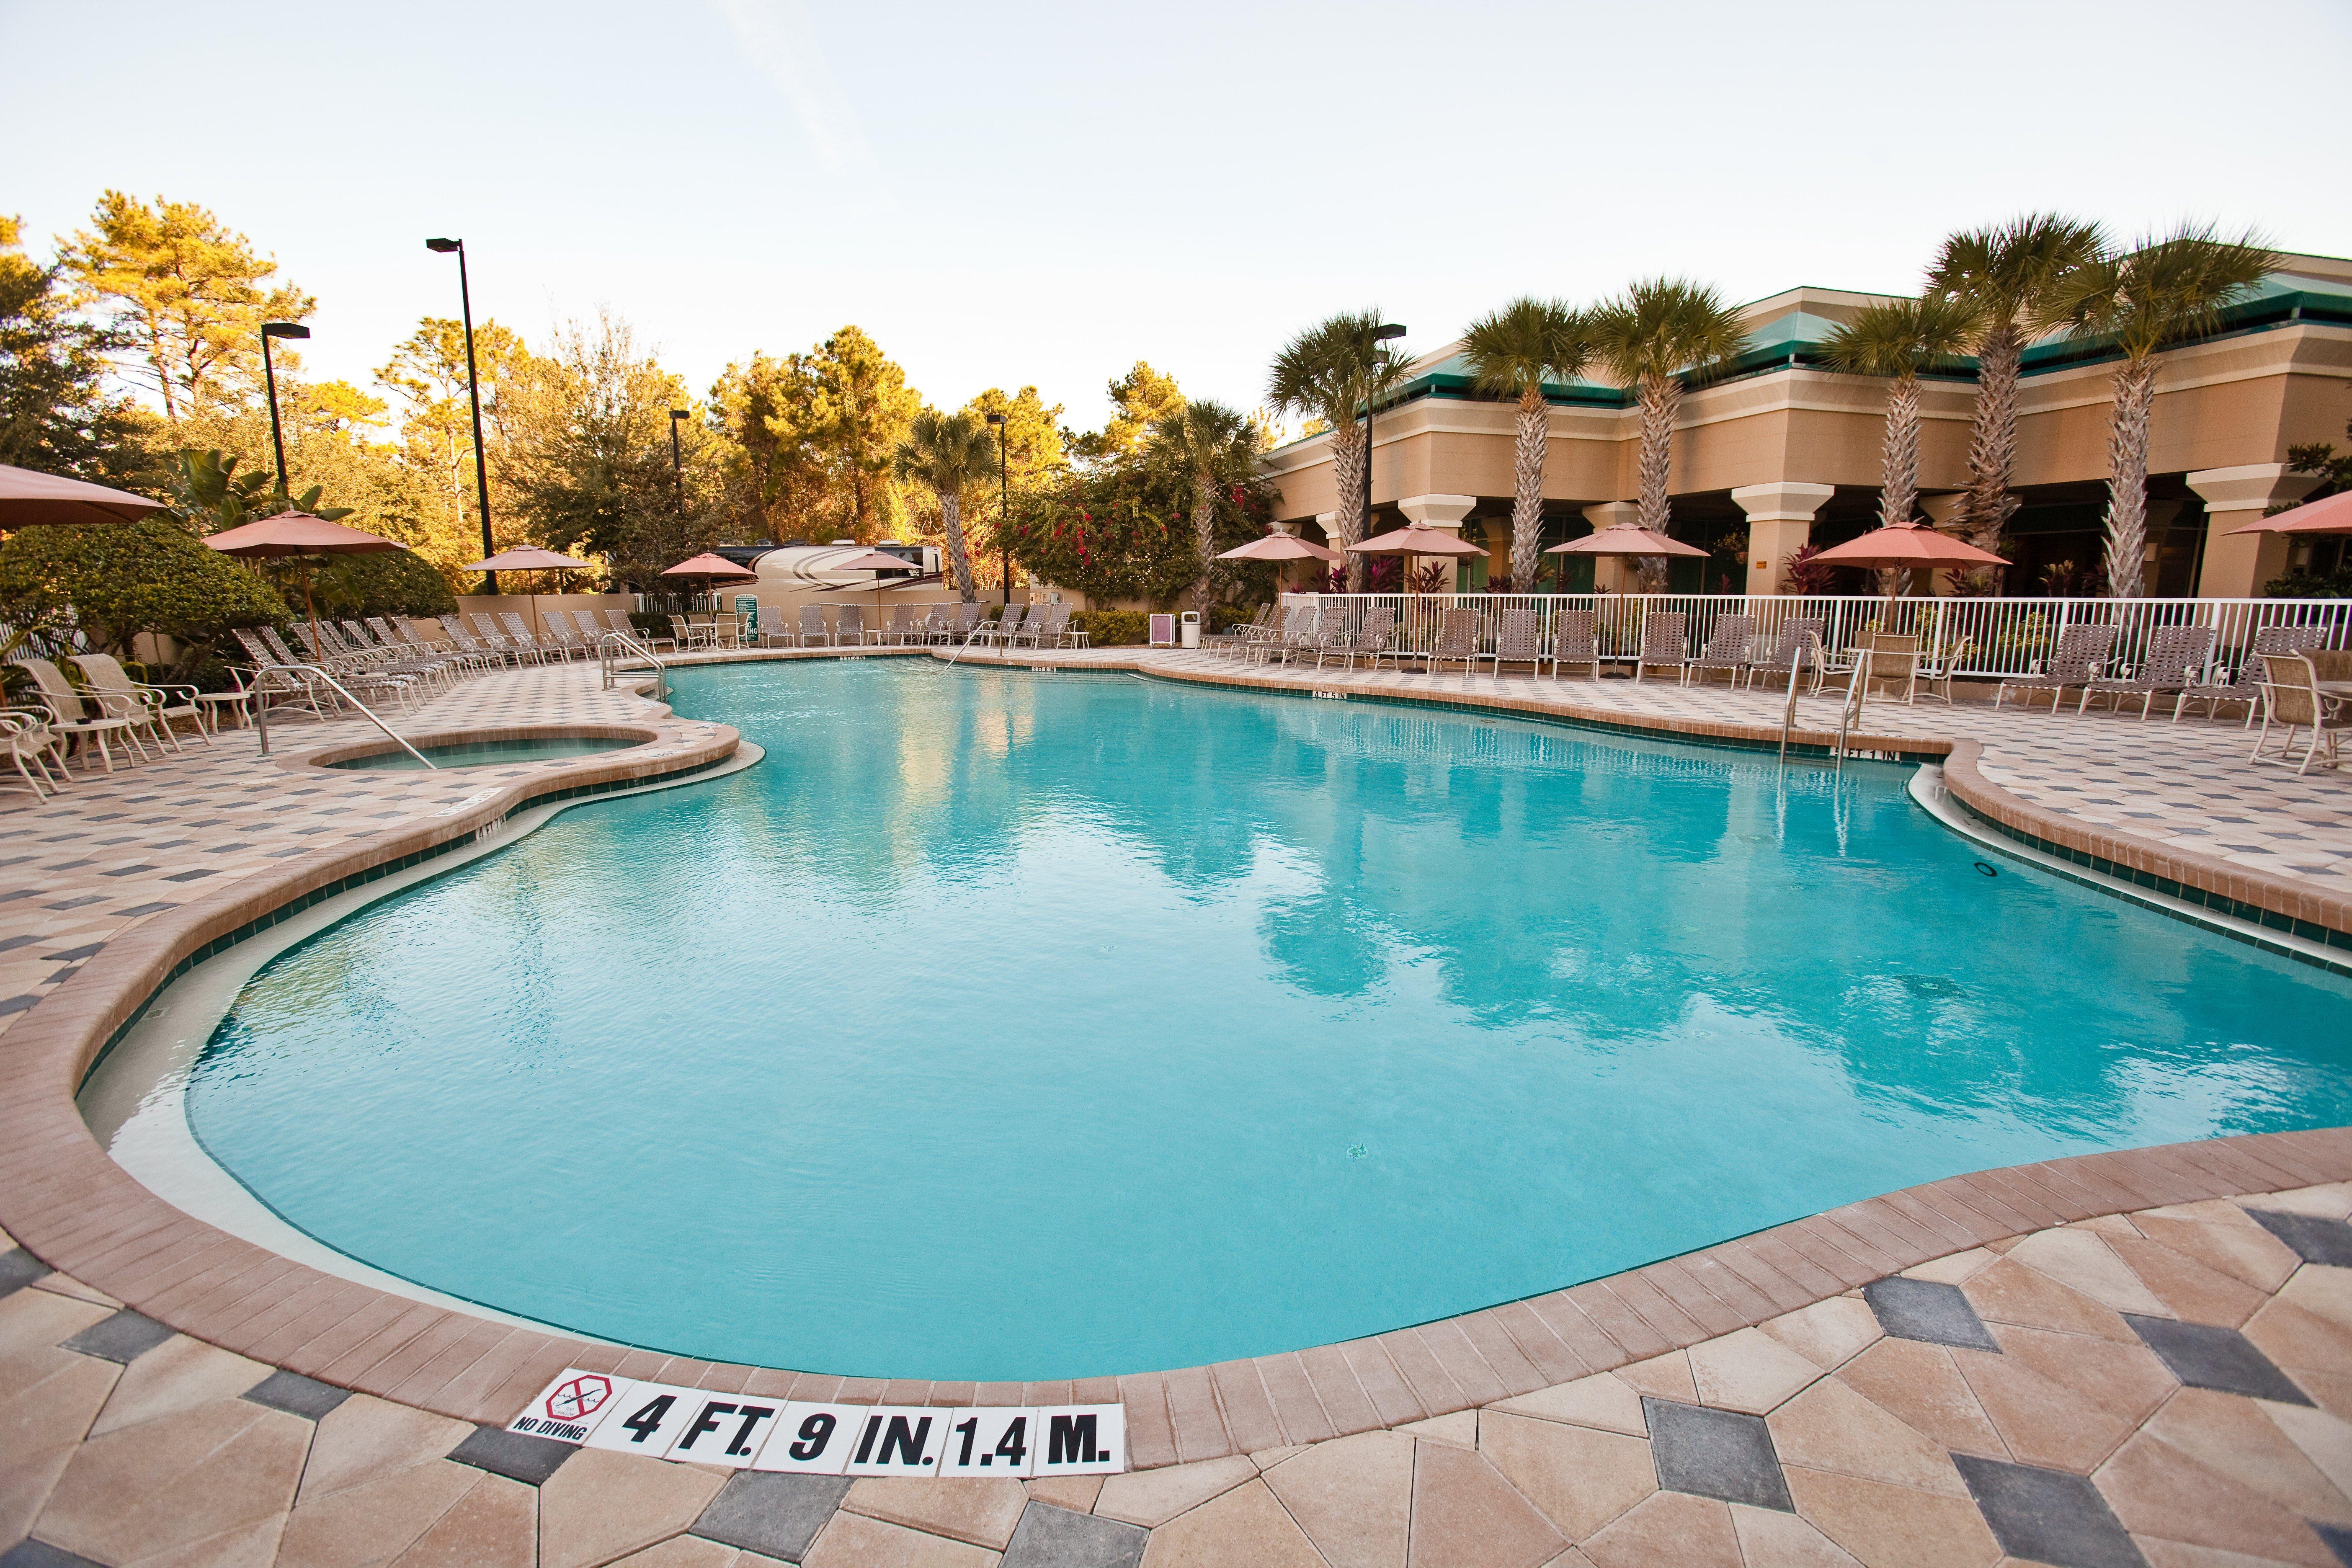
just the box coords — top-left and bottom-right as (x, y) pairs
(1730, 482), (1836, 595)
(1397, 494), (1477, 590)
(2188, 465), (2319, 597)
(1582, 502), (1639, 593)
(1913, 495), (1967, 594)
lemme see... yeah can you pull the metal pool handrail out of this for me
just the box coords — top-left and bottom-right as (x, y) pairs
(1778, 631), (1823, 764)
(598, 632), (669, 699)
(254, 663), (437, 768)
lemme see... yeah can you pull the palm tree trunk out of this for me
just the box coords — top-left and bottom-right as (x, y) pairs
(1330, 417), (1368, 593)
(1880, 373), (1921, 531)
(2101, 358), (2159, 599)
(939, 490), (975, 601)
(1192, 473), (1220, 604)
(1956, 321), (2021, 594)
(1634, 375), (1679, 593)
(1510, 386), (1547, 591)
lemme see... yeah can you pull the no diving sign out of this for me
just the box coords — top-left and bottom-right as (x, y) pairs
(508, 1367), (1126, 1477)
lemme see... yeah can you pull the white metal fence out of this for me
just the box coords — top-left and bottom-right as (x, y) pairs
(1269, 593), (2351, 678)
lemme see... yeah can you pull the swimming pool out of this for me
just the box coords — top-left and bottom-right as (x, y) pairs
(174, 660), (2352, 1380)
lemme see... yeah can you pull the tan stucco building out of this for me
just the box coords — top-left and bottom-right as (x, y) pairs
(1262, 253), (2352, 599)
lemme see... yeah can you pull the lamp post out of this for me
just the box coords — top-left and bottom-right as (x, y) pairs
(669, 410), (689, 517)
(985, 411), (1009, 605)
(425, 238), (498, 592)
(1364, 323), (1406, 545)
(259, 322), (309, 500)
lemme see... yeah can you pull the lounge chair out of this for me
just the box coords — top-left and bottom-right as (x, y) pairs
(836, 606), (867, 646)
(1489, 608), (1543, 678)
(71, 652), (205, 750)
(1992, 624), (2117, 713)
(949, 603), (988, 645)
(500, 612), (565, 663)
(2077, 625), (2216, 719)
(1206, 604), (1272, 657)
(1680, 614), (1756, 687)
(2181, 625), (2331, 727)
(1258, 606), (1315, 665)
(1325, 606), (1397, 669)
(793, 605), (832, 647)
(1019, 603), (1070, 648)
(468, 614), (532, 664)
(1550, 611), (1600, 681)
(10, 658), (141, 771)
(883, 605), (918, 646)
(2252, 651), (2350, 774)
(1425, 607), (1482, 676)
(351, 620), (458, 689)
(1741, 618), (1825, 691)
(0, 707), (68, 798)
(1632, 613), (1687, 683)
(987, 604), (1028, 647)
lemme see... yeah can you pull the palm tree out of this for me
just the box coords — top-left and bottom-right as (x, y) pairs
(2038, 224), (2277, 597)
(1821, 295), (1983, 591)
(1926, 214), (2106, 574)
(1588, 279), (1749, 591)
(1269, 311), (1411, 591)
(1460, 298), (1592, 591)
(1146, 397), (1259, 603)
(892, 408), (995, 601)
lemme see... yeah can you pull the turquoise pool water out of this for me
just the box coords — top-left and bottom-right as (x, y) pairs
(185, 661), (2352, 1379)
(325, 735), (637, 771)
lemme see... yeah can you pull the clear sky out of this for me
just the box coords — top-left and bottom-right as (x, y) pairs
(6, 0), (2347, 433)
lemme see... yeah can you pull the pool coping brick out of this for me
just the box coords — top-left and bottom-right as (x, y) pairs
(0, 644), (2346, 1533)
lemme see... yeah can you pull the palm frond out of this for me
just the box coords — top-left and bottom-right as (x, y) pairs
(1820, 294), (1985, 380)
(1926, 213), (2107, 328)
(2034, 222), (2276, 361)
(1588, 278), (1748, 388)
(1460, 297), (1591, 402)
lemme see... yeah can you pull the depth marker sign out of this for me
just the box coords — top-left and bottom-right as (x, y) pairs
(510, 1369), (1127, 1476)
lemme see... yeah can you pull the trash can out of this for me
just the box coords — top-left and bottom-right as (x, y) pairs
(1179, 611), (1201, 649)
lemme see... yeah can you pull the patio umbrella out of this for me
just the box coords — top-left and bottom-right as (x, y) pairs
(1347, 524), (1487, 592)
(203, 512), (405, 655)
(0, 463), (168, 528)
(1217, 532), (1343, 596)
(464, 546), (595, 640)
(819, 549), (930, 624)
(2228, 490), (2352, 536)
(660, 551), (758, 619)
(1808, 521), (2008, 602)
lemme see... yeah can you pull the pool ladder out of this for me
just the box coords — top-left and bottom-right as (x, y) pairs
(598, 632), (670, 699)
(1775, 632), (1869, 769)
(254, 663), (438, 768)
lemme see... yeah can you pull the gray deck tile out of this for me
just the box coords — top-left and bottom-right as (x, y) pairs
(59, 1309), (175, 1364)
(1643, 1396), (1794, 1512)
(1863, 1276), (2002, 1351)
(1001, 1501), (1148, 1568)
(2243, 1207), (2352, 1266)
(692, 1470), (852, 1560)
(2122, 1313), (2311, 1403)
(1952, 1454), (2146, 1568)
(446, 1422), (577, 1485)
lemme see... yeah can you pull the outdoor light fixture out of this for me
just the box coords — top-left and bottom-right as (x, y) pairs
(986, 413), (1011, 606)
(1364, 324), (1407, 543)
(426, 237), (500, 589)
(259, 322), (311, 496)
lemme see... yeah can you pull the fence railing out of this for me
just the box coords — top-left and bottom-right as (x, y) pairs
(1269, 592), (2351, 679)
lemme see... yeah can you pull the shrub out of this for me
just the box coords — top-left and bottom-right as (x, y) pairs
(304, 548), (459, 618)
(1071, 609), (1149, 646)
(2264, 567), (2352, 599)
(0, 517), (287, 682)
(1206, 603), (1262, 634)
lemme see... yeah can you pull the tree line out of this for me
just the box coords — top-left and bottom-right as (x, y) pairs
(1270, 215), (2277, 598)
(0, 191), (1249, 603)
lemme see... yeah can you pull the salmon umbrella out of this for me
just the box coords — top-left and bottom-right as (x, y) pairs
(1545, 519), (1706, 594)
(1807, 521), (2011, 647)
(0, 463), (168, 528)
(662, 552), (761, 642)
(1218, 532), (1344, 596)
(819, 549), (932, 623)
(204, 512), (405, 655)
(2228, 490), (2352, 536)
(1348, 524), (1487, 593)
(465, 546), (595, 640)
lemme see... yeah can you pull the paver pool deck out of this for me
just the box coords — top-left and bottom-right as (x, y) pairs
(3, 645), (2350, 1566)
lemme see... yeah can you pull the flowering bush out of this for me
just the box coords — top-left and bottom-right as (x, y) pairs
(991, 461), (1278, 606)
